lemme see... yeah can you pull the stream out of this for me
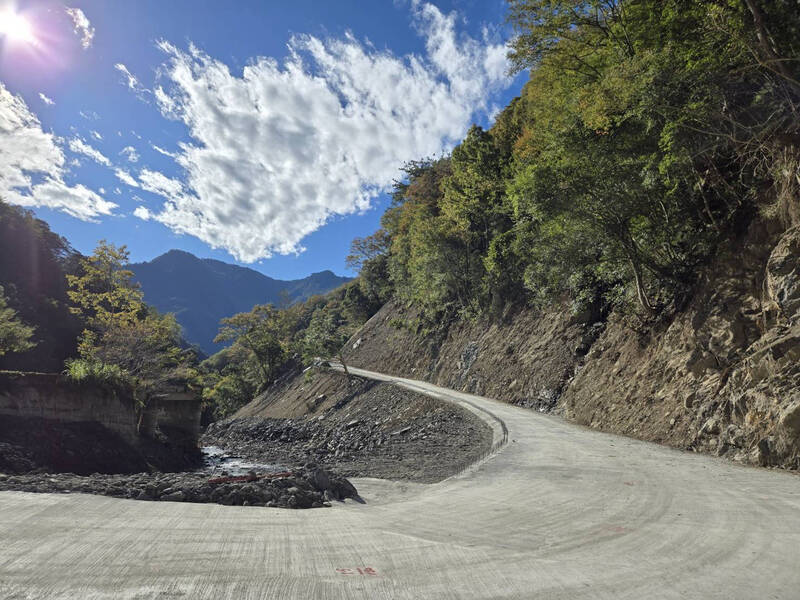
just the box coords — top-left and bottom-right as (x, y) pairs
(198, 446), (285, 476)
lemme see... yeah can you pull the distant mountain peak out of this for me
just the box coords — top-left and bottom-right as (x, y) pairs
(129, 250), (352, 354)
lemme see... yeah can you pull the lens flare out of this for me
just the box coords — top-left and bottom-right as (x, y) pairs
(0, 9), (35, 45)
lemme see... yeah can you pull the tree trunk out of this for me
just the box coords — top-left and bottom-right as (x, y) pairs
(630, 258), (656, 316)
(338, 351), (350, 378)
(743, 0), (796, 86)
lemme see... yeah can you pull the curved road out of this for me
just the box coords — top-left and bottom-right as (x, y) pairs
(2, 366), (799, 599)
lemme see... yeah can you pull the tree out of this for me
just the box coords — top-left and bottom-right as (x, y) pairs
(66, 242), (195, 402)
(346, 230), (391, 272)
(87, 311), (195, 393)
(214, 304), (287, 390)
(0, 286), (36, 357)
(303, 306), (354, 376)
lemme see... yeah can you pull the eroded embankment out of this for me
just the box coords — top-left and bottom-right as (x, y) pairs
(204, 369), (493, 483)
(343, 219), (800, 470)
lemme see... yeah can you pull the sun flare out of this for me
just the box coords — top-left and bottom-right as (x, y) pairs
(0, 9), (35, 45)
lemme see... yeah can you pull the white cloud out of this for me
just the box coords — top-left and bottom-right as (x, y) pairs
(120, 145), (139, 163)
(133, 205), (152, 220)
(68, 137), (112, 166)
(114, 187), (122, 195)
(79, 110), (99, 120)
(90, 130), (103, 141)
(139, 2), (510, 261)
(38, 93), (55, 106)
(114, 168), (139, 188)
(114, 64), (150, 99)
(115, 63), (139, 89)
(65, 7), (95, 50)
(0, 84), (114, 220)
(151, 143), (177, 158)
(139, 168), (183, 197)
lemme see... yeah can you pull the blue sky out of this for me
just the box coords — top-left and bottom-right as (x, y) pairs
(1, 0), (525, 279)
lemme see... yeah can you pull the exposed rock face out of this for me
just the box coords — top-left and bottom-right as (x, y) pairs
(345, 218), (800, 470)
(767, 226), (800, 320)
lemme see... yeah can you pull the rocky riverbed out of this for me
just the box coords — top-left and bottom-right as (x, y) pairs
(0, 464), (360, 508)
(203, 379), (493, 483)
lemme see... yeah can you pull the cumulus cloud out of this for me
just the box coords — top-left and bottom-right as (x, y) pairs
(120, 145), (139, 163)
(65, 7), (95, 50)
(68, 137), (112, 166)
(133, 205), (152, 220)
(138, 2), (510, 261)
(0, 84), (115, 220)
(38, 93), (55, 105)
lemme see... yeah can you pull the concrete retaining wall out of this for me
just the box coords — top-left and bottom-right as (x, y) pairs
(0, 373), (203, 449)
(0, 372), (139, 443)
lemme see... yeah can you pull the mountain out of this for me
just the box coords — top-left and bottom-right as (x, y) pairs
(129, 250), (352, 354)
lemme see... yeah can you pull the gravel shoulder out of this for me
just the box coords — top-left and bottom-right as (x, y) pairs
(203, 370), (493, 483)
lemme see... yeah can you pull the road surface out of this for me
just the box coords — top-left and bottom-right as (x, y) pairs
(1, 366), (799, 599)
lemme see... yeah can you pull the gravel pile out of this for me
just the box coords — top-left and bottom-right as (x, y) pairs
(203, 381), (492, 483)
(0, 464), (359, 509)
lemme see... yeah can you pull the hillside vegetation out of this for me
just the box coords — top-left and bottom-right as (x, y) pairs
(349, 0), (798, 326)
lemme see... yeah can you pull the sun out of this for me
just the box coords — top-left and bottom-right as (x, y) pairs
(0, 9), (35, 45)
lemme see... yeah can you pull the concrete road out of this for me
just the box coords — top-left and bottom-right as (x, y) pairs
(1, 367), (799, 599)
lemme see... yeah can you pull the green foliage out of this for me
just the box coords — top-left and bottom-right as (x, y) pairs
(214, 304), (287, 390)
(347, 0), (800, 322)
(0, 286), (36, 357)
(67, 240), (145, 346)
(303, 304), (354, 367)
(64, 358), (132, 390)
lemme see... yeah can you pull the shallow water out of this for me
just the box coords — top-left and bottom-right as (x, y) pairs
(199, 446), (284, 476)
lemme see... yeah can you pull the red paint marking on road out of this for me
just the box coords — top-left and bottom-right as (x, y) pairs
(337, 568), (378, 576)
(607, 525), (628, 533)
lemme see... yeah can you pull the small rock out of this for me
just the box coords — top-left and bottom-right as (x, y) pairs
(701, 417), (721, 435)
(161, 490), (186, 502)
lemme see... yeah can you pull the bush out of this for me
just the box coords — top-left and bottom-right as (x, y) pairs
(64, 358), (131, 390)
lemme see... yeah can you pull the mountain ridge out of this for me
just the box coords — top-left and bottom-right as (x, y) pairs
(129, 249), (352, 354)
